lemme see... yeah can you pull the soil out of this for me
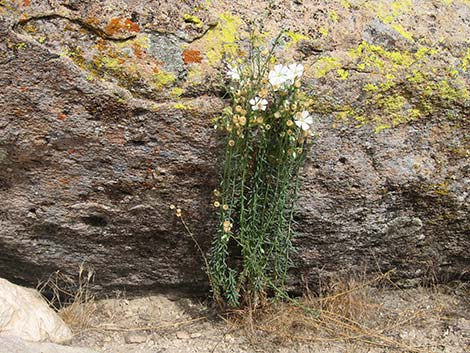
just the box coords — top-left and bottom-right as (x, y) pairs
(70, 285), (469, 353)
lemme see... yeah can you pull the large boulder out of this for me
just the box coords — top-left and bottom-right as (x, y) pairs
(0, 278), (72, 343)
(0, 0), (468, 295)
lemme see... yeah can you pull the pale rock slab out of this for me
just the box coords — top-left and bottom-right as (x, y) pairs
(0, 278), (72, 343)
(0, 336), (98, 353)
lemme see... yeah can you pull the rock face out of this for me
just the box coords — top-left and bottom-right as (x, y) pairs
(0, 0), (468, 295)
(0, 278), (72, 342)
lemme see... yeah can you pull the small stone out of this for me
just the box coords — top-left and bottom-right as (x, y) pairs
(176, 331), (190, 340)
(190, 332), (202, 338)
(124, 333), (147, 344)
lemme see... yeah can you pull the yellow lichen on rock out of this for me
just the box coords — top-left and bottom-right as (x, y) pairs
(461, 48), (470, 72)
(183, 13), (204, 28)
(203, 12), (243, 65)
(152, 71), (176, 89)
(313, 57), (342, 78)
(285, 31), (310, 48)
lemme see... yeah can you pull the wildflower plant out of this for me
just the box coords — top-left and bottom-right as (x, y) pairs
(209, 36), (315, 307)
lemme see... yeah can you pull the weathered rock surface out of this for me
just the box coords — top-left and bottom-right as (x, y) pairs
(0, 278), (72, 342)
(0, 336), (98, 353)
(0, 0), (468, 295)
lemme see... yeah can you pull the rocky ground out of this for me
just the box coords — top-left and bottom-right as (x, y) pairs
(67, 284), (469, 353)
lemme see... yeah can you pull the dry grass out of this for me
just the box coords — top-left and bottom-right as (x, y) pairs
(37, 263), (97, 332)
(35, 266), (463, 353)
(224, 271), (445, 353)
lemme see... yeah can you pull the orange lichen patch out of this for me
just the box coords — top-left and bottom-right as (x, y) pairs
(85, 16), (100, 26)
(58, 177), (69, 185)
(96, 38), (109, 52)
(153, 65), (160, 74)
(124, 19), (140, 32)
(183, 49), (203, 64)
(105, 18), (123, 35)
(20, 86), (28, 92)
(23, 0), (31, 6)
(132, 43), (145, 59)
(105, 18), (140, 36)
(58, 113), (67, 121)
(19, 13), (29, 22)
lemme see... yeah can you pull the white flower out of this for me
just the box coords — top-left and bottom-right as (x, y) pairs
(287, 63), (304, 82)
(227, 65), (241, 81)
(268, 64), (290, 87)
(249, 96), (268, 111)
(295, 111), (313, 131)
